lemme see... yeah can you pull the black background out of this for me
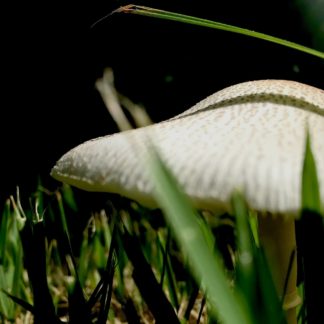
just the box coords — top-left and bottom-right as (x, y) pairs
(1, 0), (323, 202)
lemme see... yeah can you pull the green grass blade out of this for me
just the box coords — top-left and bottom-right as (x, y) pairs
(0, 266), (14, 320)
(183, 281), (199, 321)
(300, 129), (324, 323)
(0, 199), (27, 320)
(119, 225), (180, 323)
(231, 193), (285, 324)
(0, 200), (10, 264)
(157, 231), (179, 310)
(0, 290), (34, 314)
(255, 250), (286, 324)
(55, 191), (70, 237)
(231, 193), (256, 312)
(61, 184), (78, 212)
(11, 225), (24, 318)
(117, 5), (324, 59)
(301, 130), (322, 214)
(145, 147), (252, 324)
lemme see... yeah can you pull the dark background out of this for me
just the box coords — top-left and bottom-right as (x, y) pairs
(1, 0), (323, 203)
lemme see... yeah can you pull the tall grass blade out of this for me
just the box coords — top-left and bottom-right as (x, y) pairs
(299, 130), (324, 323)
(231, 192), (285, 324)
(157, 230), (180, 310)
(255, 250), (286, 324)
(0, 201), (12, 321)
(184, 281), (199, 321)
(0, 198), (29, 321)
(301, 131), (321, 214)
(117, 5), (324, 59)
(20, 220), (59, 324)
(145, 147), (252, 323)
(55, 191), (71, 241)
(67, 274), (91, 324)
(0, 290), (34, 314)
(231, 193), (257, 316)
(122, 298), (141, 324)
(55, 192), (91, 323)
(118, 224), (180, 323)
(0, 200), (10, 264)
(97, 227), (116, 324)
(61, 184), (78, 212)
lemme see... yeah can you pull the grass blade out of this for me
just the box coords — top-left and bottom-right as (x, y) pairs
(144, 147), (252, 324)
(301, 130), (321, 214)
(122, 297), (142, 324)
(118, 224), (180, 323)
(0, 290), (34, 314)
(0, 198), (29, 321)
(157, 230), (180, 310)
(0, 200), (10, 264)
(117, 5), (324, 59)
(232, 192), (285, 324)
(97, 227), (117, 324)
(299, 129), (324, 323)
(231, 193), (256, 314)
(20, 220), (60, 324)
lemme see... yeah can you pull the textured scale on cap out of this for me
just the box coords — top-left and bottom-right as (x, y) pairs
(51, 80), (324, 214)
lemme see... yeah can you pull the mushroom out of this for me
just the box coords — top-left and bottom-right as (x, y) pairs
(51, 80), (324, 323)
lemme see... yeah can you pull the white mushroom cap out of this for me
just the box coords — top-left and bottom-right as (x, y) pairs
(51, 80), (324, 215)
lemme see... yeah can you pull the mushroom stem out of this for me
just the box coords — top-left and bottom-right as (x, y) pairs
(258, 215), (301, 324)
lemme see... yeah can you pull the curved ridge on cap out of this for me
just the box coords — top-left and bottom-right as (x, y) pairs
(51, 80), (324, 215)
(173, 79), (324, 119)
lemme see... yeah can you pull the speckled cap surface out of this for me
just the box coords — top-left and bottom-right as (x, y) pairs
(51, 80), (324, 215)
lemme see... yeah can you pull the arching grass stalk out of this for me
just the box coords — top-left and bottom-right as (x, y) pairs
(112, 5), (324, 60)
